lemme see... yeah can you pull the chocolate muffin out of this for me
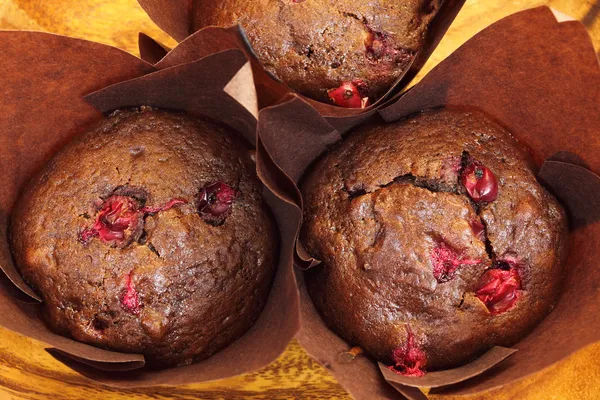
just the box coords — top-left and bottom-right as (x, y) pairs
(300, 109), (567, 375)
(197, 0), (443, 107)
(10, 108), (278, 368)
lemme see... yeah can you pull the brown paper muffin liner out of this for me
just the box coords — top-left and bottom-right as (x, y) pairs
(0, 32), (299, 387)
(136, 0), (466, 122)
(138, 32), (171, 65)
(255, 6), (600, 399)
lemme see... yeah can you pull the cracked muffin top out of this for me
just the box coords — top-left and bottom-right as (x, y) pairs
(197, 0), (443, 107)
(300, 109), (567, 375)
(10, 107), (278, 368)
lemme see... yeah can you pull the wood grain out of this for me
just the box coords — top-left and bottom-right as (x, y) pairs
(0, 0), (599, 399)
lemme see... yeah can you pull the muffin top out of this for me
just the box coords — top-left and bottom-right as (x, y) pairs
(197, 0), (442, 106)
(300, 109), (567, 374)
(11, 108), (278, 368)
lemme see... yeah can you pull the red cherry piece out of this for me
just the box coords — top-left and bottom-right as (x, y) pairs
(80, 196), (142, 246)
(388, 326), (427, 377)
(430, 242), (481, 283)
(197, 182), (237, 225)
(475, 266), (521, 314)
(461, 160), (498, 202)
(469, 219), (486, 241)
(327, 81), (370, 109)
(141, 198), (187, 214)
(80, 195), (187, 247)
(121, 271), (141, 314)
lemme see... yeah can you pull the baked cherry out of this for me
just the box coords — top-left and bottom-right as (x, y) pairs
(461, 160), (498, 202)
(388, 327), (427, 377)
(475, 266), (521, 314)
(197, 182), (237, 225)
(80, 196), (143, 247)
(80, 195), (187, 247)
(121, 271), (140, 314)
(327, 81), (370, 109)
(431, 242), (481, 283)
(469, 218), (486, 241)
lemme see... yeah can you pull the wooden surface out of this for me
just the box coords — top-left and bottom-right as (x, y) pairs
(0, 0), (599, 399)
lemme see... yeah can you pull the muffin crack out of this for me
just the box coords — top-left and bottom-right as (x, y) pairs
(344, 155), (519, 304)
(346, 172), (457, 199)
(344, 156), (501, 270)
(478, 218), (496, 265)
(146, 242), (161, 258)
(340, 11), (364, 24)
(456, 151), (500, 263)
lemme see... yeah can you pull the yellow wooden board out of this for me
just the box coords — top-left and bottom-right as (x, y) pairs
(0, 0), (599, 398)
